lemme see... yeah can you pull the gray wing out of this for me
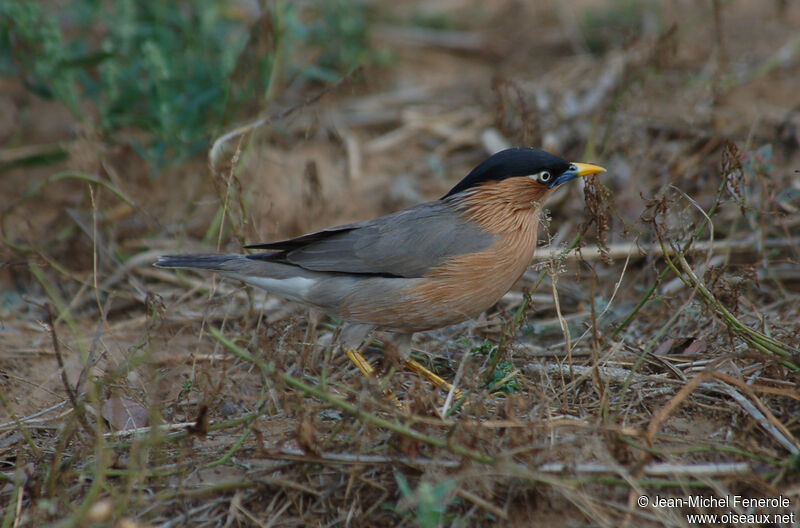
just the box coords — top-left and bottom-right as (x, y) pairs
(246, 201), (496, 278)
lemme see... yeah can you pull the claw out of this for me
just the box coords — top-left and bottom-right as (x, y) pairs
(343, 348), (403, 408)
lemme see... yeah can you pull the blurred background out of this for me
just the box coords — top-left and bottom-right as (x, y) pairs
(1, 1), (799, 526)
(3, 0), (797, 249)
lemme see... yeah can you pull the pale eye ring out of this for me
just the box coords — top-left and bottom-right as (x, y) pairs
(538, 170), (552, 183)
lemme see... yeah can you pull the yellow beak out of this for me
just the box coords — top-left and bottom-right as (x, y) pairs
(571, 162), (607, 177)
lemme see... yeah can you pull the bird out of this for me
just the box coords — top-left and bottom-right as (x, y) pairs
(156, 148), (605, 393)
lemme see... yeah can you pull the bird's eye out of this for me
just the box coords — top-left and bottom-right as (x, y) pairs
(538, 171), (552, 183)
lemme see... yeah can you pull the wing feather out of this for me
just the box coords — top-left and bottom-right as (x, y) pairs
(246, 201), (496, 278)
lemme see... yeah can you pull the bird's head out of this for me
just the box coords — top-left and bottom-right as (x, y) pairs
(443, 147), (605, 202)
(441, 147), (605, 233)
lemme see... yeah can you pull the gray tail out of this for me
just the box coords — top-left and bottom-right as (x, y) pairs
(154, 254), (245, 271)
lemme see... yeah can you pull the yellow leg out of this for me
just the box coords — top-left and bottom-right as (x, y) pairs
(404, 358), (463, 401)
(344, 348), (402, 408)
(344, 347), (464, 405)
(344, 348), (375, 378)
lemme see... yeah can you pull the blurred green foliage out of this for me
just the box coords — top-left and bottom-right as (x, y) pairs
(1, 0), (376, 172)
(394, 472), (457, 528)
(485, 360), (518, 394)
(581, 0), (657, 54)
(468, 340), (519, 394)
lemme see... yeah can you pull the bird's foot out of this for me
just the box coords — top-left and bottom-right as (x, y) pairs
(403, 358), (464, 401)
(343, 348), (403, 408)
(343, 347), (464, 407)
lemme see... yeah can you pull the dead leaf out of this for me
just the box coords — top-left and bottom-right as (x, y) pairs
(102, 396), (148, 431)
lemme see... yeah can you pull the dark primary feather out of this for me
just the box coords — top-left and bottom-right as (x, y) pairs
(245, 227), (357, 252)
(246, 201), (497, 278)
(443, 147), (571, 198)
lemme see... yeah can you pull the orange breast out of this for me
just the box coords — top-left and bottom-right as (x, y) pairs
(399, 227), (538, 330)
(342, 178), (550, 333)
(380, 178), (549, 332)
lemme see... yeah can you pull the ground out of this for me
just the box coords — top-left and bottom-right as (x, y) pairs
(1, 1), (799, 527)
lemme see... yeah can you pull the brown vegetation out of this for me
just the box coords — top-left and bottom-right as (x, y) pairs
(2, 1), (799, 526)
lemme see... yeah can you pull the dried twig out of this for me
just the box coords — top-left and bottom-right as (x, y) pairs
(707, 373), (800, 454)
(208, 326), (497, 464)
(209, 69), (360, 173)
(645, 373), (711, 446)
(41, 302), (95, 437)
(532, 236), (800, 262)
(663, 248), (800, 369)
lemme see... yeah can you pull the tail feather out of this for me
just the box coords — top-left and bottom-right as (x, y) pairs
(155, 253), (324, 304)
(154, 253), (320, 282)
(154, 254), (244, 271)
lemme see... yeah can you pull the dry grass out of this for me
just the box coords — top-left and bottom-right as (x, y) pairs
(2, 1), (800, 526)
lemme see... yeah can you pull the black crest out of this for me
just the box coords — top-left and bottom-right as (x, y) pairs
(443, 148), (571, 198)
